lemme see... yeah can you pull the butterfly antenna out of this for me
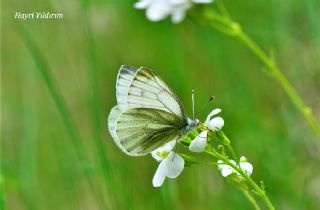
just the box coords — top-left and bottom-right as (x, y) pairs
(192, 89), (195, 120)
(196, 96), (215, 116)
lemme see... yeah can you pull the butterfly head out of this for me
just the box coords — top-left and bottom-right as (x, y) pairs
(183, 118), (200, 133)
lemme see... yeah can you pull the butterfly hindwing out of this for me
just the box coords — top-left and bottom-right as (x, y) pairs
(108, 107), (186, 156)
(108, 106), (124, 150)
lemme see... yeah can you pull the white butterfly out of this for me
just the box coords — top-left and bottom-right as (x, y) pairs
(108, 65), (199, 156)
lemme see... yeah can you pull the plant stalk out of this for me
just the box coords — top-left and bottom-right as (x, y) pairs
(195, 6), (320, 138)
(241, 189), (262, 210)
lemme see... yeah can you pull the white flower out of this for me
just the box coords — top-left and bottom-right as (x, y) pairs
(217, 159), (237, 177)
(239, 156), (253, 176)
(205, 108), (224, 131)
(134, 0), (214, 23)
(217, 156), (253, 178)
(189, 130), (208, 152)
(188, 108), (224, 153)
(151, 140), (176, 161)
(151, 140), (184, 187)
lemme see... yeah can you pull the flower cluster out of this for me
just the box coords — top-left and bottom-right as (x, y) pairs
(150, 108), (254, 187)
(151, 108), (225, 187)
(217, 156), (253, 178)
(189, 108), (224, 152)
(134, 0), (214, 23)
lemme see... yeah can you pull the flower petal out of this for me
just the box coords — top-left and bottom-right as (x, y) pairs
(221, 166), (234, 177)
(169, 0), (188, 5)
(170, 2), (191, 23)
(171, 8), (186, 23)
(151, 140), (176, 161)
(205, 108), (221, 123)
(217, 160), (225, 171)
(162, 140), (177, 151)
(152, 151), (184, 187)
(192, 0), (213, 3)
(152, 159), (168, 187)
(151, 151), (164, 162)
(240, 162), (253, 176)
(206, 117), (224, 131)
(218, 160), (237, 177)
(163, 152), (184, 178)
(189, 130), (208, 152)
(230, 160), (237, 165)
(146, 0), (172, 21)
(134, 0), (152, 9)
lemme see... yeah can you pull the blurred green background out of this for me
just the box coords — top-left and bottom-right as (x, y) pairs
(2, 0), (320, 209)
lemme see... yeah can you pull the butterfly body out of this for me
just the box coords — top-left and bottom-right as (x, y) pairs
(108, 65), (199, 156)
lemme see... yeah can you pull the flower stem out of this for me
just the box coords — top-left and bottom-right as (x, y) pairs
(225, 144), (238, 160)
(207, 131), (275, 210)
(241, 189), (262, 210)
(236, 30), (320, 138)
(195, 6), (320, 138)
(215, 152), (275, 210)
(181, 128), (275, 209)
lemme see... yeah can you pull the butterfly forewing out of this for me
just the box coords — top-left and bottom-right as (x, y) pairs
(116, 65), (186, 120)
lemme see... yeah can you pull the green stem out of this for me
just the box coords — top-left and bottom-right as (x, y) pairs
(197, 7), (320, 138)
(226, 144), (238, 160)
(214, 152), (275, 210)
(207, 131), (275, 210)
(215, 0), (230, 20)
(179, 153), (217, 166)
(241, 189), (262, 210)
(181, 129), (274, 209)
(236, 31), (320, 137)
(215, 131), (238, 160)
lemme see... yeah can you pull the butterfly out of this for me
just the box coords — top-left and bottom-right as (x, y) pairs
(108, 65), (199, 156)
